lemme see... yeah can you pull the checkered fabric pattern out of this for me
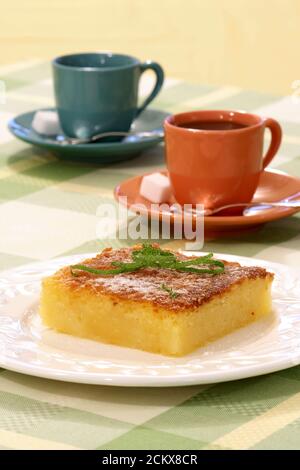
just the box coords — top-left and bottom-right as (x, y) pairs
(0, 59), (299, 450)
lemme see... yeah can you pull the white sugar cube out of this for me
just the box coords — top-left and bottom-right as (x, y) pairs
(31, 110), (62, 136)
(140, 172), (172, 203)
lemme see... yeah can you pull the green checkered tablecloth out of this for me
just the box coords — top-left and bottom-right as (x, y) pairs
(0, 59), (300, 450)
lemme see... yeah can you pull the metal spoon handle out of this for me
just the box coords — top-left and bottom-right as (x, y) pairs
(66, 130), (163, 145)
(66, 131), (130, 145)
(90, 131), (132, 142)
(265, 200), (300, 208)
(209, 200), (300, 215)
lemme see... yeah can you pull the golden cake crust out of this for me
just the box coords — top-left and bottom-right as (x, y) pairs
(52, 246), (274, 312)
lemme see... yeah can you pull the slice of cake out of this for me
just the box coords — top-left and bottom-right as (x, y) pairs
(40, 244), (274, 356)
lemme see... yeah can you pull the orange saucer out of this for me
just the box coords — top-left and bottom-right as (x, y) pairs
(114, 169), (300, 234)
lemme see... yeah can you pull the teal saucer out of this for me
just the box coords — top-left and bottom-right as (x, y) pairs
(8, 108), (168, 164)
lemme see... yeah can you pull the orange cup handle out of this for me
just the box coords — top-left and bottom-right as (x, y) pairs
(262, 118), (282, 169)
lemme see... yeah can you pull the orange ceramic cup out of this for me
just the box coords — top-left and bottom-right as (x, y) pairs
(164, 110), (282, 209)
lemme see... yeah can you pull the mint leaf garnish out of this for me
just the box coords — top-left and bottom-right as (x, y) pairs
(71, 244), (225, 277)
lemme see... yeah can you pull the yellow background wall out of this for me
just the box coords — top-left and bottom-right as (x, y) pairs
(1, 0), (299, 95)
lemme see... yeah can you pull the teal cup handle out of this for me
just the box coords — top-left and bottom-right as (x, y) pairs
(136, 61), (165, 117)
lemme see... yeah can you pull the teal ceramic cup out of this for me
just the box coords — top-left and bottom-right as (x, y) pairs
(52, 52), (164, 138)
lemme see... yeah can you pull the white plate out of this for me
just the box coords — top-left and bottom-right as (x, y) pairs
(0, 253), (299, 387)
